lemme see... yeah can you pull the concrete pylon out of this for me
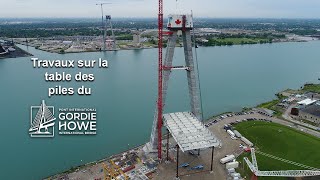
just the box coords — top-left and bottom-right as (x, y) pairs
(145, 14), (202, 156)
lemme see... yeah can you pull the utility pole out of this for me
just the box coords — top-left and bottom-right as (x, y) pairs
(96, 3), (111, 51)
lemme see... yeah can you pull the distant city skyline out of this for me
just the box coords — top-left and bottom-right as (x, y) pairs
(1, 0), (320, 18)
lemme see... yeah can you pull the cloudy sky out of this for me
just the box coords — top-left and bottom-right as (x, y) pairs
(1, 0), (320, 18)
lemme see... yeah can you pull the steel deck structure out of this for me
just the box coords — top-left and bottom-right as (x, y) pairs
(164, 112), (220, 152)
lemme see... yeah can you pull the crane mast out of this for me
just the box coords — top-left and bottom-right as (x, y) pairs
(157, 0), (164, 160)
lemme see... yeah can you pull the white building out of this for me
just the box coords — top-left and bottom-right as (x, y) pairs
(297, 98), (317, 108)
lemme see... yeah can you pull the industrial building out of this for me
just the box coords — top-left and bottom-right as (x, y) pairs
(297, 98), (317, 108)
(298, 103), (320, 125)
(289, 98), (320, 125)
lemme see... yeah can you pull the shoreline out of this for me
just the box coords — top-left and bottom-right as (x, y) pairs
(15, 38), (320, 55)
(0, 45), (33, 59)
(47, 143), (146, 179)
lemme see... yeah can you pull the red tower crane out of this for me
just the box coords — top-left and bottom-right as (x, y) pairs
(157, 0), (164, 160)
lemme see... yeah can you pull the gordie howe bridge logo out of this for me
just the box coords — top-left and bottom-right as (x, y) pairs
(29, 100), (97, 138)
(29, 100), (56, 137)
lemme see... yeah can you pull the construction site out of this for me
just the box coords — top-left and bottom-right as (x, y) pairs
(46, 1), (320, 180)
(13, 13), (144, 53)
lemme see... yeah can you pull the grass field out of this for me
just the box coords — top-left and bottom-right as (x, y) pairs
(202, 37), (271, 46)
(216, 37), (269, 44)
(234, 121), (320, 180)
(302, 84), (320, 94)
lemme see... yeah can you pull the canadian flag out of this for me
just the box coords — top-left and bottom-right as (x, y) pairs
(175, 19), (181, 25)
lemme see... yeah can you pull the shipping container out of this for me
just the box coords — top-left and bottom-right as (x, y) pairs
(233, 130), (242, 138)
(231, 173), (240, 177)
(220, 155), (235, 164)
(226, 161), (239, 169)
(241, 136), (253, 147)
(227, 130), (235, 137)
(122, 165), (135, 173)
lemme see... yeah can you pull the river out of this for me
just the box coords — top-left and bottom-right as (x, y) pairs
(0, 41), (320, 179)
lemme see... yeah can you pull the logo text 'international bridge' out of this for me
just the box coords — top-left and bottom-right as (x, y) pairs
(29, 100), (56, 137)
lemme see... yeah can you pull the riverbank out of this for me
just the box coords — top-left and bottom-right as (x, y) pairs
(0, 45), (33, 59)
(12, 36), (319, 54)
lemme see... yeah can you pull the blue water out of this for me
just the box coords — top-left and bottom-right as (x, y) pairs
(0, 41), (320, 179)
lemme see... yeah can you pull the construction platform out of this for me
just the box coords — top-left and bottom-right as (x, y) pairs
(164, 112), (220, 152)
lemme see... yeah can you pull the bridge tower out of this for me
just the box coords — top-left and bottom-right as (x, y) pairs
(104, 15), (117, 50)
(145, 14), (202, 159)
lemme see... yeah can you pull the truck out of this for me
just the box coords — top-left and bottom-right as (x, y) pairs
(241, 136), (253, 147)
(220, 155), (235, 164)
(233, 130), (242, 138)
(226, 161), (239, 169)
(227, 130), (235, 137)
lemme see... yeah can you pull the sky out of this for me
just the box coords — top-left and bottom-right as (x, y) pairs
(1, 0), (320, 18)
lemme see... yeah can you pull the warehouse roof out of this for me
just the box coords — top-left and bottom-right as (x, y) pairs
(297, 99), (317, 106)
(300, 103), (320, 117)
(164, 112), (220, 152)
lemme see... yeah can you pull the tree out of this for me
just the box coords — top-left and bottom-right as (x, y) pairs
(226, 41), (233, 46)
(150, 39), (156, 45)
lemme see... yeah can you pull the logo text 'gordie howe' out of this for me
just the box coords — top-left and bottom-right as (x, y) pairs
(29, 101), (97, 138)
(58, 108), (97, 135)
(58, 110), (96, 132)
